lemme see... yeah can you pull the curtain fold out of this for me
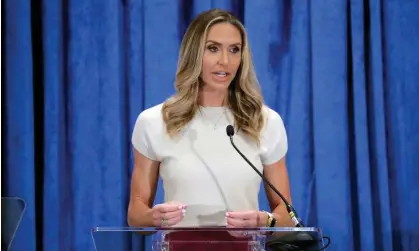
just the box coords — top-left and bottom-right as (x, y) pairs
(3, 0), (419, 250)
(4, 1), (37, 250)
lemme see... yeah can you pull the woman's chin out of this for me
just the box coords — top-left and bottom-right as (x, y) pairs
(205, 82), (231, 91)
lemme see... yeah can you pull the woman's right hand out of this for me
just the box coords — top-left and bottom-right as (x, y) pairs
(151, 202), (187, 227)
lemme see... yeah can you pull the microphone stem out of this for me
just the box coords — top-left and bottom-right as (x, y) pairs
(229, 137), (304, 227)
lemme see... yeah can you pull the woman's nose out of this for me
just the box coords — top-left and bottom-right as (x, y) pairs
(218, 50), (229, 65)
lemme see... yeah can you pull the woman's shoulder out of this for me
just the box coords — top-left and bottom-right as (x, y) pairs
(131, 103), (166, 160)
(258, 105), (288, 164)
(134, 103), (165, 130)
(136, 103), (164, 121)
(261, 104), (284, 126)
(260, 104), (287, 139)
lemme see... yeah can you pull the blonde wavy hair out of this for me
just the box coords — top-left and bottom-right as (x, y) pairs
(162, 9), (265, 144)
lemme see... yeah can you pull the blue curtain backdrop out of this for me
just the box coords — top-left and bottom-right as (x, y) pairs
(3, 0), (419, 250)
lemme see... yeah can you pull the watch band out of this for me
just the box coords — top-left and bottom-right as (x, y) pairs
(265, 211), (277, 227)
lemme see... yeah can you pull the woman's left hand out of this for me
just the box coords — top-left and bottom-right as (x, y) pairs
(225, 210), (268, 228)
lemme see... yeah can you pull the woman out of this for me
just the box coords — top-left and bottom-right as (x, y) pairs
(128, 8), (295, 250)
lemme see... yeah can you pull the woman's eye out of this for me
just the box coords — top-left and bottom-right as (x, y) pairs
(208, 46), (218, 52)
(230, 47), (240, 53)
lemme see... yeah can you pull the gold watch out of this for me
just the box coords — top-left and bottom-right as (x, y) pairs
(265, 211), (277, 227)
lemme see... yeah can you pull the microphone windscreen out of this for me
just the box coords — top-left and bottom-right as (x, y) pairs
(226, 125), (235, 136)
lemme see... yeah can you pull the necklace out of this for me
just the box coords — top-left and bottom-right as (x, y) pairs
(199, 107), (226, 130)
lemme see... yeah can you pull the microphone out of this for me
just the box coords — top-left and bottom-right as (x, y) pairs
(226, 125), (304, 227)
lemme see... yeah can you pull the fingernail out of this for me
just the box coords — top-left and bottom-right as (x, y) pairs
(182, 209), (186, 215)
(225, 212), (230, 217)
(178, 206), (183, 209)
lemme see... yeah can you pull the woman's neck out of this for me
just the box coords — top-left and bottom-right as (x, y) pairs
(198, 89), (228, 107)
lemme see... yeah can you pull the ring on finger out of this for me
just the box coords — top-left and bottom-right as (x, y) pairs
(161, 217), (168, 226)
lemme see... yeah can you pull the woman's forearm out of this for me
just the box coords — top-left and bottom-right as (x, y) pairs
(127, 200), (154, 227)
(272, 204), (296, 227)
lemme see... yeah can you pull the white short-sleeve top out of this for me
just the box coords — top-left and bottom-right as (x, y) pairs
(131, 103), (288, 227)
